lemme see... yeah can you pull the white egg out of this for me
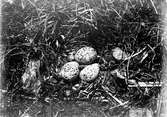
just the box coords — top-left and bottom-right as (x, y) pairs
(74, 46), (97, 64)
(80, 63), (100, 81)
(59, 61), (79, 80)
(112, 47), (127, 60)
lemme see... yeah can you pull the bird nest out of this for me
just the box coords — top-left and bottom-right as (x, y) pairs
(1, 0), (162, 116)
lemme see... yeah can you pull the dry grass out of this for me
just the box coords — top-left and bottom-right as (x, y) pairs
(1, 0), (162, 116)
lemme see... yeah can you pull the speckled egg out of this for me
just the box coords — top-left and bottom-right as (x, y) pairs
(74, 46), (97, 64)
(59, 61), (79, 80)
(112, 47), (127, 60)
(79, 63), (100, 81)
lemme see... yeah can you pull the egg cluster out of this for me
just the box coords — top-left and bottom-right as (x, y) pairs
(59, 46), (100, 82)
(59, 46), (128, 82)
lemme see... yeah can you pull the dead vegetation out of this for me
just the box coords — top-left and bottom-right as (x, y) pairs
(1, 0), (162, 116)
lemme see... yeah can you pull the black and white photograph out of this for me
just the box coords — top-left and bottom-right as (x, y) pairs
(0, 0), (165, 116)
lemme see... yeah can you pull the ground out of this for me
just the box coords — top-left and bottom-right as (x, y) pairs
(0, 0), (163, 117)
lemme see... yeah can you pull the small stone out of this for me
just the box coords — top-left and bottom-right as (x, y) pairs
(65, 90), (71, 96)
(44, 97), (51, 103)
(67, 51), (76, 61)
(72, 84), (80, 90)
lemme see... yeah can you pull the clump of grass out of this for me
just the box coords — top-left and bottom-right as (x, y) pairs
(1, 0), (162, 116)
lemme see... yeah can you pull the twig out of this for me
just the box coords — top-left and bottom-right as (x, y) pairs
(128, 81), (162, 87)
(139, 0), (143, 7)
(20, 99), (38, 117)
(102, 86), (124, 105)
(0, 89), (7, 93)
(109, 101), (129, 110)
(110, 7), (122, 19)
(125, 47), (146, 60)
(149, 0), (158, 14)
(54, 111), (59, 117)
